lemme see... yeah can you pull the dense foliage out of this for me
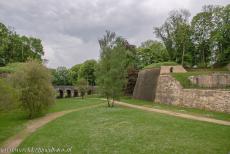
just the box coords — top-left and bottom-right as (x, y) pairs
(52, 67), (74, 85)
(154, 4), (230, 67)
(0, 79), (19, 111)
(75, 78), (88, 99)
(0, 22), (44, 66)
(52, 60), (97, 86)
(11, 60), (55, 118)
(137, 40), (169, 68)
(78, 60), (97, 86)
(96, 31), (134, 107)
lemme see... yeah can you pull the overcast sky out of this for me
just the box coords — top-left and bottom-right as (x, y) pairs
(0, 0), (229, 68)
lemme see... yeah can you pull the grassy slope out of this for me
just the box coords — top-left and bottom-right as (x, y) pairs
(143, 62), (178, 69)
(0, 97), (104, 146)
(15, 105), (230, 154)
(120, 97), (230, 121)
(0, 110), (28, 146)
(0, 63), (25, 73)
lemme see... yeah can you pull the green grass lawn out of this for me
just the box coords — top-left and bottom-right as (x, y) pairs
(120, 97), (230, 121)
(0, 97), (105, 146)
(0, 110), (28, 146)
(15, 105), (230, 154)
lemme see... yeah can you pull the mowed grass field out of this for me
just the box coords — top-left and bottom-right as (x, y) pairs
(120, 97), (230, 121)
(13, 98), (230, 154)
(0, 97), (104, 146)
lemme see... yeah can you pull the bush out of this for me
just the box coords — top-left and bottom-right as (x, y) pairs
(76, 78), (87, 99)
(10, 60), (55, 118)
(0, 79), (19, 111)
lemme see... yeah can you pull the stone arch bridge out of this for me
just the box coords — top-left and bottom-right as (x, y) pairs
(54, 85), (96, 98)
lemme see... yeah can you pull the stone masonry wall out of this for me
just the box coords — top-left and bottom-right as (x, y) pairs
(155, 75), (230, 113)
(188, 73), (230, 88)
(133, 68), (160, 101)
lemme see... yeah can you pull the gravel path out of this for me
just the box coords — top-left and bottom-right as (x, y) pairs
(115, 100), (230, 126)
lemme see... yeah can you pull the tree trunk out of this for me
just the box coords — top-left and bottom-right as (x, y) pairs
(111, 98), (114, 107)
(202, 48), (205, 67)
(106, 96), (110, 107)
(181, 43), (185, 66)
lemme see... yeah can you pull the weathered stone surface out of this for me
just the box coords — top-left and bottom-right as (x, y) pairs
(160, 65), (186, 74)
(133, 68), (160, 101)
(227, 64), (230, 71)
(188, 73), (230, 88)
(155, 75), (230, 113)
(54, 85), (96, 98)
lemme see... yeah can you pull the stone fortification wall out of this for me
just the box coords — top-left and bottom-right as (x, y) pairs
(155, 75), (230, 113)
(133, 68), (160, 101)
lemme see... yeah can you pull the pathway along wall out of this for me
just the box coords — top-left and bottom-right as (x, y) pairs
(133, 68), (160, 101)
(155, 75), (230, 113)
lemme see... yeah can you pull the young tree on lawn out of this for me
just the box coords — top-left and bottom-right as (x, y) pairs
(97, 31), (132, 107)
(11, 60), (55, 118)
(76, 78), (88, 99)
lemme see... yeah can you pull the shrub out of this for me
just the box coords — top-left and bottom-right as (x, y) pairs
(76, 78), (87, 99)
(0, 79), (19, 111)
(11, 60), (55, 118)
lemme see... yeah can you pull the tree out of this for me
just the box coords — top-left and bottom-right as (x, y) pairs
(137, 40), (169, 68)
(10, 60), (55, 118)
(52, 67), (73, 85)
(70, 64), (82, 84)
(0, 22), (44, 66)
(75, 78), (88, 99)
(0, 23), (9, 66)
(78, 60), (97, 86)
(154, 9), (192, 66)
(191, 10), (213, 67)
(97, 31), (131, 107)
(210, 4), (230, 66)
(0, 79), (19, 111)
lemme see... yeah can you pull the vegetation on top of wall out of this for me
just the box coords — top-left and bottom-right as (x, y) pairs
(172, 69), (230, 89)
(143, 62), (178, 69)
(0, 63), (25, 73)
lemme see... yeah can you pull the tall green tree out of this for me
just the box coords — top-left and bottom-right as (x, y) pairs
(70, 64), (82, 83)
(210, 4), (230, 66)
(0, 22), (44, 66)
(97, 31), (132, 107)
(191, 9), (213, 67)
(154, 9), (191, 65)
(79, 60), (97, 86)
(52, 67), (73, 85)
(137, 40), (169, 68)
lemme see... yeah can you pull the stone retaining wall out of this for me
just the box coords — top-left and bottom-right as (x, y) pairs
(155, 75), (230, 113)
(188, 73), (230, 88)
(133, 68), (160, 101)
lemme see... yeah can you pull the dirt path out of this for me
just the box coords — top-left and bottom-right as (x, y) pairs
(115, 101), (230, 126)
(0, 104), (103, 154)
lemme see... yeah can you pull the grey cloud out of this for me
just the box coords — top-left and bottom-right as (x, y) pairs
(0, 0), (229, 68)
